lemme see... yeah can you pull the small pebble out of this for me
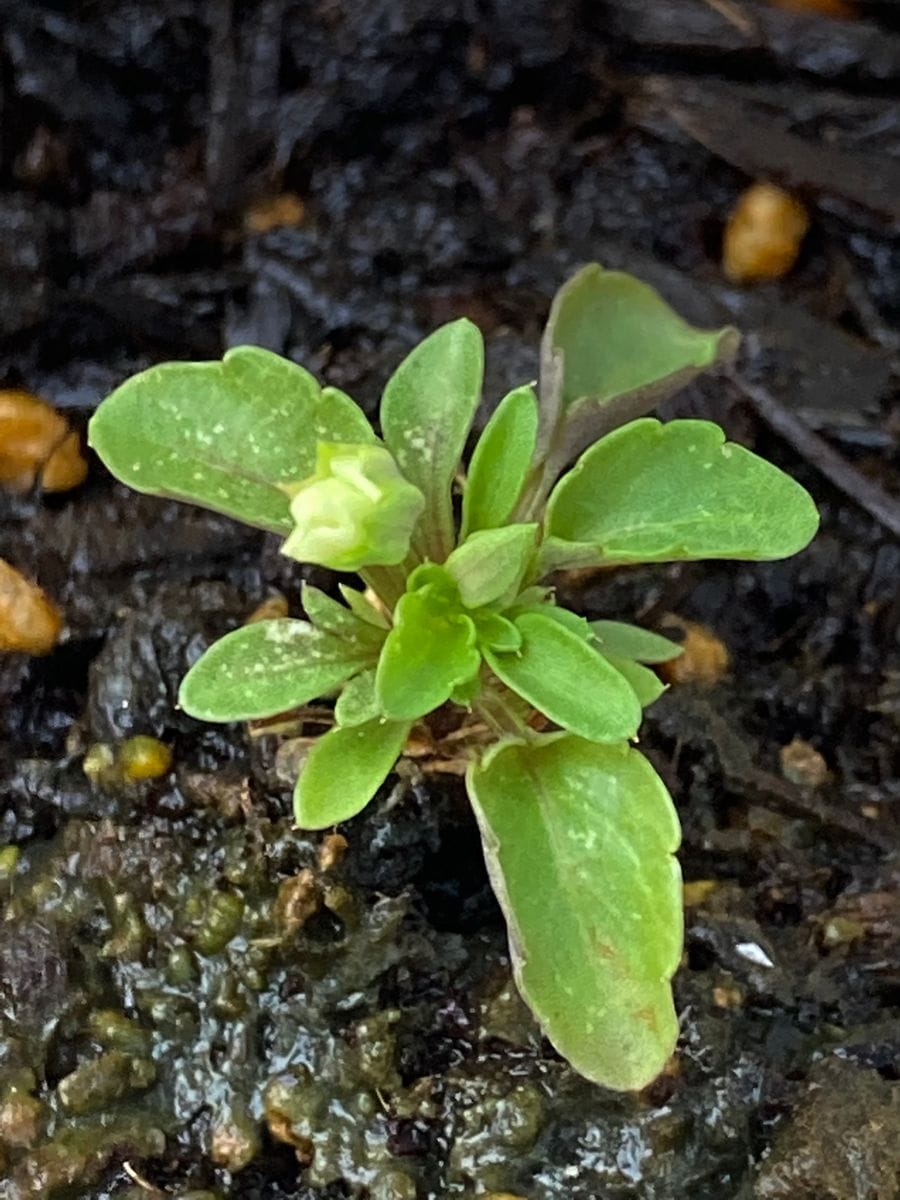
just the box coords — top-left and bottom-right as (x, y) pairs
(713, 982), (744, 1009)
(192, 890), (245, 956)
(165, 944), (197, 986)
(14, 125), (70, 188)
(0, 1090), (46, 1148)
(0, 560), (63, 654)
(88, 1009), (153, 1057)
(244, 193), (306, 234)
(371, 1172), (418, 1200)
(209, 1105), (260, 1171)
(820, 915), (865, 949)
(735, 941), (775, 969)
(0, 389), (88, 492)
(318, 832), (348, 871)
(0, 846), (20, 885)
(683, 879), (719, 907)
(119, 735), (173, 781)
(780, 737), (829, 787)
(245, 592), (289, 623)
(722, 182), (809, 284)
(82, 743), (117, 784)
(57, 1051), (156, 1114)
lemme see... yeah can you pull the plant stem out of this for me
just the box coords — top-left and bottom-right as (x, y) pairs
(514, 413), (586, 526)
(475, 686), (534, 741)
(358, 565), (405, 610)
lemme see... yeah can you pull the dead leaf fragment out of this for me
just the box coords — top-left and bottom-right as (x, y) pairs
(768, 0), (855, 17)
(274, 868), (320, 936)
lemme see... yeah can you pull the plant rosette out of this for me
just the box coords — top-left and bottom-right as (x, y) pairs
(89, 263), (819, 1091)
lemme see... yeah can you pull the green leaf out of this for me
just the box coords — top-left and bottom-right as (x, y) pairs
(467, 735), (682, 1090)
(461, 384), (539, 538)
(484, 612), (641, 743)
(604, 655), (665, 708)
(294, 719), (411, 829)
(381, 319), (484, 560)
(301, 584), (386, 651)
(472, 611), (522, 653)
(513, 585), (553, 608)
(450, 673), (484, 707)
(445, 525), (538, 609)
(406, 562), (458, 597)
(510, 602), (593, 641)
(88, 346), (374, 533)
(334, 668), (380, 727)
(542, 419), (820, 572)
(590, 620), (683, 663)
(338, 585), (391, 630)
(376, 584), (481, 721)
(178, 619), (373, 722)
(539, 265), (739, 463)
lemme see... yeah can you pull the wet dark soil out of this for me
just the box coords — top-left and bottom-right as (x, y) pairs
(1, 2), (899, 1198)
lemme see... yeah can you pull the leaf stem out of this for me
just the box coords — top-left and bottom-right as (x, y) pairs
(475, 685), (535, 741)
(513, 423), (579, 525)
(414, 502), (455, 565)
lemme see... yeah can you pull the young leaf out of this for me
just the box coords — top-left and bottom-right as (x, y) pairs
(513, 585), (553, 608)
(604, 655), (666, 708)
(484, 612), (641, 743)
(591, 620), (683, 664)
(542, 419), (820, 573)
(406, 562), (458, 597)
(302, 584), (387, 650)
(338, 585), (391, 630)
(334, 668), (380, 727)
(294, 718), (411, 830)
(178, 619), (373, 722)
(445, 525), (538, 609)
(376, 584), (481, 721)
(461, 384), (539, 539)
(450, 673), (484, 707)
(467, 735), (683, 1091)
(89, 346), (374, 533)
(472, 611), (522, 653)
(539, 265), (739, 463)
(381, 319), (484, 560)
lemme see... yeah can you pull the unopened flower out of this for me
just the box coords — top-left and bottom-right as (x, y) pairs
(281, 442), (424, 570)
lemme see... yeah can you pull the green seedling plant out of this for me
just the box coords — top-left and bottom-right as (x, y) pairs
(88, 264), (819, 1091)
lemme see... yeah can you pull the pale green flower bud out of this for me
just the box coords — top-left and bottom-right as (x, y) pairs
(280, 442), (424, 570)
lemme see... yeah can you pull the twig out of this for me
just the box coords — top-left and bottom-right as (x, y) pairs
(122, 1162), (161, 1195)
(701, 0), (754, 35)
(736, 375), (900, 540)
